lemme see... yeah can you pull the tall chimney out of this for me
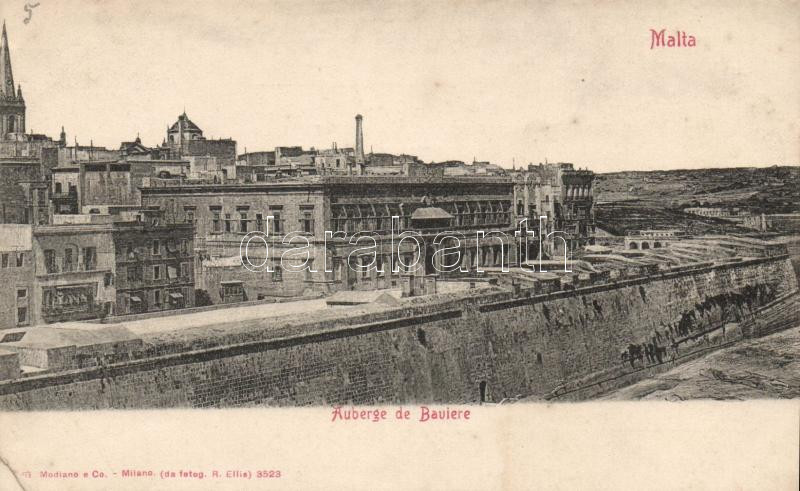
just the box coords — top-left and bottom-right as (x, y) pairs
(355, 114), (364, 164)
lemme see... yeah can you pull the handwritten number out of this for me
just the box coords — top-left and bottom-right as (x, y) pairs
(23, 3), (41, 25)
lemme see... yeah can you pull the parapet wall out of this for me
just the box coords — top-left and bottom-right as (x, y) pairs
(0, 255), (797, 409)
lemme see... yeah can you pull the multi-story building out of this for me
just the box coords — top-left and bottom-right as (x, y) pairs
(112, 210), (195, 315)
(313, 144), (360, 175)
(0, 224), (34, 329)
(50, 156), (192, 215)
(513, 162), (595, 258)
(140, 176), (519, 302)
(31, 214), (117, 324)
(0, 209), (195, 328)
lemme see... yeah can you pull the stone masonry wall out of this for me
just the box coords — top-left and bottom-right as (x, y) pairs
(0, 256), (796, 409)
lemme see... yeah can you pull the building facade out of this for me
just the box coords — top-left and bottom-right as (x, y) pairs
(112, 210), (195, 315)
(513, 162), (595, 258)
(0, 210), (196, 328)
(141, 176), (521, 303)
(32, 215), (117, 324)
(0, 224), (33, 329)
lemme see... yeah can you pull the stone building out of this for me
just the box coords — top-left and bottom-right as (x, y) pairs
(0, 224), (34, 329)
(513, 162), (595, 259)
(313, 144), (360, 175)
(112, 209), (195, 315)
(364, 153), (423, 175)
(49, 153), (193, 215)
(31, 214), (117, 324)
(0, 209), (195, 328)
(140, 176), (520, 302)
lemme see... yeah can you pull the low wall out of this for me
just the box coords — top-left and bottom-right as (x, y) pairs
(0, 256), (797, 409)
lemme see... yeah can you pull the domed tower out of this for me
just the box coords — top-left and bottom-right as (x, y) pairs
(167, 111), (203, 146)
(0, 21), (26, 141)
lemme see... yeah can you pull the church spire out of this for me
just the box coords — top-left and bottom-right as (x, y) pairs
(0, 21), (16, 99)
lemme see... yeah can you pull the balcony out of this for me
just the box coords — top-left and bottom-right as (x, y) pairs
(41, 303), (107, 323)
(38, 265), (111, 280)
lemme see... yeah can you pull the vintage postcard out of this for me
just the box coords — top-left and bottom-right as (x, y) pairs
(0, 0), (798, 489)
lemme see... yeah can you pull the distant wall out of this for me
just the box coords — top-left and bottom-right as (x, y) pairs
(0, 256), (796, 409)
(782, 234), (800, 280)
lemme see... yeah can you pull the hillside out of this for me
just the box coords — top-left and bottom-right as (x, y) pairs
(592, 166), (799, 236)
(594, 166), (800, 213)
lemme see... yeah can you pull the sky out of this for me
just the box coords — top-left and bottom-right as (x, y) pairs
(0, 0), (798, 172)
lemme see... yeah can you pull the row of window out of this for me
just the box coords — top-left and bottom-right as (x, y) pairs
(207, 209), (315, 234)
(331, 202), (512, 233)
(126, 287), (190, 312)
(516, 202), (542, 216)
(53, 182), (78, 195)
(43, 247), (97, 274)
(123, 262), (192, 282)
(117, 239), (191, 259)
(329, 212), (513, 234)
(1, 252), (25, 269)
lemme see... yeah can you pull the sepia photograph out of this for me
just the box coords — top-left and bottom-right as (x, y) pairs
(0, 0), (798, 489)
